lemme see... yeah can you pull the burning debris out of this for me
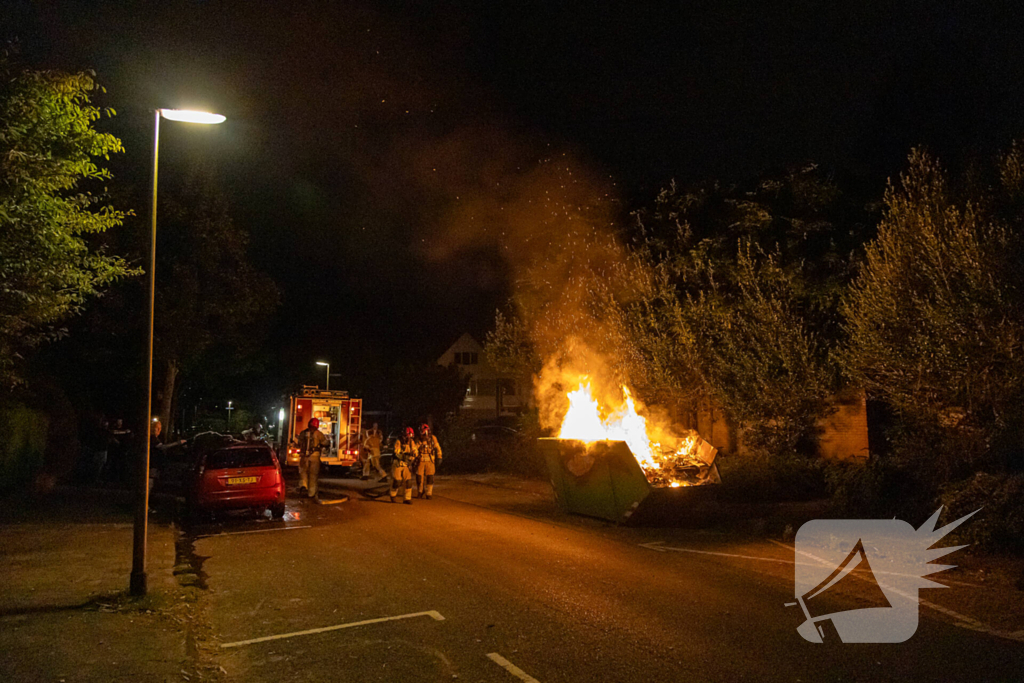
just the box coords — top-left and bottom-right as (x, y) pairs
(532, 346), (720, 521)
(556, 378), (720, 489)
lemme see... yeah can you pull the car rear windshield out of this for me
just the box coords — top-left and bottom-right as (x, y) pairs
(206, 448), (275, 470)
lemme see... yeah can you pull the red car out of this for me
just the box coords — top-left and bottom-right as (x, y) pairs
(188, 437), (286, 518)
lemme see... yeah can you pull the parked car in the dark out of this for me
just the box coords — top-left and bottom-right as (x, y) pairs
(469, 424), (519, 442)
(187, 436), (285, 518)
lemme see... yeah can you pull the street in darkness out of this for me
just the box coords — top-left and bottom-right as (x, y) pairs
(4, 3), (1024, 681)
(181, 475), (1022, 682)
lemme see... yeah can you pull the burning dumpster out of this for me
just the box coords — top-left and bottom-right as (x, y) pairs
(539, 377), (721, 523)
(540, 436), (720, 523)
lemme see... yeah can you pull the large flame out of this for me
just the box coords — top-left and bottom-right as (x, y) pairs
(557, 378), (706, 487)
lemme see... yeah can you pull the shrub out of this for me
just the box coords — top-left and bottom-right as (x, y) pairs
(439, 411), (548, 478)
(0, 401), (48, 493)
(718, 453), (827, 504)
(940, 472), (1024, 554)
(825, 459), (933, 520)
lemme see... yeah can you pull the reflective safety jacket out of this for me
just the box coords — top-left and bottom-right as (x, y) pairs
(297, 428), (328, 457)
(393, 438), (418, 464)
(363, 427), (383, 451)
(415, 434), (442, 464)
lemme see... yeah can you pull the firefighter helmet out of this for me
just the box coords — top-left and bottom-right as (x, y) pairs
(308, 417), (320, 429)
(419, 423), (430, 435)
(405, 426), (415, 438)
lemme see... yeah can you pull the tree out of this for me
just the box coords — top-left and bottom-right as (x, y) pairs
(843, 148), (1024, 442)
(485, 309), (538, 380)
(681, 245), (834, 456)
(385, 362), (468, 430)
(483, 161), (869, 456)
(628, 165), (871, 457)
(153, 165), (279, 432)
(0, 59), (136, 383)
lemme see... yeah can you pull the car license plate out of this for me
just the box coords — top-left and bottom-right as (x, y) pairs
(227, 476), (258, 485)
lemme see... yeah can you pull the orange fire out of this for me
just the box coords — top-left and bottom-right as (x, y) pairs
(556, 378), (707, 487)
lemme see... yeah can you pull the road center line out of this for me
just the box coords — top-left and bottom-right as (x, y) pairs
(220, 610), (445, 649)
(487, 653), (542, 683)
(194, 525), (312, 539)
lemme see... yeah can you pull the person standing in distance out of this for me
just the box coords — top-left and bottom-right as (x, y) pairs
(414, 423), (442, 499)
(297, 417), (328, 500)
(361, 422), (387, 481)
(389, 427), (417, 504)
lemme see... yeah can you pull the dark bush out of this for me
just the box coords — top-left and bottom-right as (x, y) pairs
(439, 412), (546, 478)
(718, 453), (827, 504)
(825, 459), (935, 521)
(940, 472), (1024, 554)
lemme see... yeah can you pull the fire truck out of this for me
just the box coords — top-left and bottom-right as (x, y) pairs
(281, 386), (363, 470)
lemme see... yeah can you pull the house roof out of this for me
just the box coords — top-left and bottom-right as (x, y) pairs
(437, 333), (483, 363)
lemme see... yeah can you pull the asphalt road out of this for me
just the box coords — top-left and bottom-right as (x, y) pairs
(186, 474), (1024, 682)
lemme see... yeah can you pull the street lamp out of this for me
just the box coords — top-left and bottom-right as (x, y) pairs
(226, 400), (234, 426)
(316, 361), (330, 391)
(132, 108), (225, 597)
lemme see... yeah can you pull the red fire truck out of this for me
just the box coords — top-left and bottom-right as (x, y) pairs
(281, 386), (363, 470)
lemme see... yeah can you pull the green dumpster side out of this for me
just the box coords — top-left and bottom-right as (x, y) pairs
(539, 438), (652, 523)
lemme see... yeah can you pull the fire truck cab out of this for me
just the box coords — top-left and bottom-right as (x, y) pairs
(281, 386), (363, 469)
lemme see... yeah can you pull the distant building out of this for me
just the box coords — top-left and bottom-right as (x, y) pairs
(437, 333), (522, 420)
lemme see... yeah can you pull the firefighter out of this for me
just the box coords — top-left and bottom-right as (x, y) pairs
(361, 422), (387, 481)
(242, 422), (265, 442)
(389, 427), (417, 504)
(414, 423), (442, 499)
(297, 417), (328, 499)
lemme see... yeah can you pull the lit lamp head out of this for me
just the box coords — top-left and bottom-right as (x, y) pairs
(158, 109), (226, 124)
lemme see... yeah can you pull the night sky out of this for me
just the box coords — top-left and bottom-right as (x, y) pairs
(7, 0), (1024, 406)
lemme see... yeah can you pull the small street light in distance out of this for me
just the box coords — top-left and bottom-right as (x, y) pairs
(316, 361), (330, 391)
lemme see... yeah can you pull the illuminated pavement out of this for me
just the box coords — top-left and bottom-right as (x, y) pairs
(186, 474), (1024, 682)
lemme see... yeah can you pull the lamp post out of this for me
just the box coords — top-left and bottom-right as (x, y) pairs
(226, 400), (234, 427)
(131, 108), (226, 597)
(316, 361), (330, 391)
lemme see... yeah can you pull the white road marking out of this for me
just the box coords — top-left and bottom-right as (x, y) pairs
(639, 541), (800, 564)
(769, 539), (1024, 643)
(195, 525), (312, 539)
(220, 610), (445, 648)
(642, 541), (987, 585)
(487, 653), (541, 682)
